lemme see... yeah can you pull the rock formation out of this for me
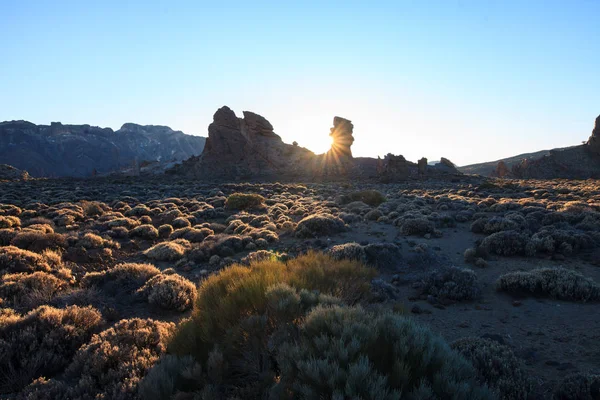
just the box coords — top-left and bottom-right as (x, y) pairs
(0, 121), (205, 177)
(170, 106), (463, 182)
(509, 114), (600, 179)
(587, 114), (600, 156)
(492, 160), (510, 178)
(172, 106), (315, 179)
(329, 117), (354, 159)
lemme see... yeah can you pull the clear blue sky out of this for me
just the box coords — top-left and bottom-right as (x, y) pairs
(1, 0), (598, 166)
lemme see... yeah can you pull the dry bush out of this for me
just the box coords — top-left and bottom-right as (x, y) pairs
(0, 305), (103, 393)
(0, 215), (21, 229)
(0, 246), (52, 275)
(0, 271), (70, 310)
(129, 224), (159, 240)
(294, 213), (346, 238)
(0, 228), (19, 246)
(80, 201), (107, 217)
(76, 232), (119, 249)
(158, 224), (173, 239)
(137, 272), (197, 311)
(172, 217), (192, 228)
(328, 242), (368, 263)
(51, 318), (176, 400)
(10, 231), (67, 253)
(452, 337), (532, 400)
(143, 239), (191, 261)
(23, 223), (54, 233)
(497, 267), (600, 302)
(105, 217), (140, 230)
(224, 193), (266, 211)
(81, 262), (160, 295)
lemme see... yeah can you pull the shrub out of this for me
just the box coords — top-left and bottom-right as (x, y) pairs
(272, 306), (491, 399)
(0, 215), (20, 229)
(295, 213), (346, 238)
(158, 224), (174, 239)
(479, 230), (533, 257)
(452, 337), (532, 400)
(129, 224), (159, 240)
(397, 218), (435, 236)
(80, 200), (106, 217)
(328, 242), (367, 263)
(81, 262), (160, 295)
(0, 271), (70, 310)
(137, 273), (197, 311)
(0, 228), (18, 246)
(169, 252), (374, 359)
(0, 305), (102, 393)
(77, 232), (119, 249)
(225, 193), (266, 211)
(347, 190), (387, 207)
(10, 231), (66, 253)
(0, 246), (52, 275)
(421, 266), (481, 302)
(58, 318), (175, 400)
(137, 355), (202, 400)
(496, 267), (600, 302)
(553, 373), (600, 400)
(143, 239), (191, 261)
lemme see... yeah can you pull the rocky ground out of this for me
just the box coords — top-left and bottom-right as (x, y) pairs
(1, 176), (599, 399)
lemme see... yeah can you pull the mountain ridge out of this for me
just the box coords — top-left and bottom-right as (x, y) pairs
(0, 120), (206, 177)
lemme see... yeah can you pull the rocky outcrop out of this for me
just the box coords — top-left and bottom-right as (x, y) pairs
(0, 121), (205, 177)
(587, 115), (600, 156)
(492, 161), (510, 178)
(509, 114), (600, 179)
(0, 164), (30, 181)
(170, 106), (463, 182)
(172, 107), (315, 179)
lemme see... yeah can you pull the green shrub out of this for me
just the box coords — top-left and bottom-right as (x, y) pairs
(0, 305), (102, 393)
(272, 306), (492, 399)
(479, 230), (533, 257)
(452, 337), (532, 400)
(421, 267), (481, 302)
(166, 252), (375, 397)
(225, 193), (266, 211)
(496, 267), (600, 302)
(397, 217), (435, 236)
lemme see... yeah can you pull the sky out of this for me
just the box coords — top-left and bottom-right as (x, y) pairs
(1, 0), (598, 166)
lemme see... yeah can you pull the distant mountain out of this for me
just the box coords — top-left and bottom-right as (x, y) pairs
(0, 121), (206, 177)
(457, 148), (573, 176)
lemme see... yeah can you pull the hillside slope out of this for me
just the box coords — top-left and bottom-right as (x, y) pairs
(0, 121), (206, 177)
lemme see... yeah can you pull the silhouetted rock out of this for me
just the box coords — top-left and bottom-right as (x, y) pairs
(418, 158), (428, 175)
(587, 114), (600, 156)
(0, 121), (205, 177)
(170, 106), (463, 182)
